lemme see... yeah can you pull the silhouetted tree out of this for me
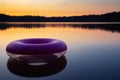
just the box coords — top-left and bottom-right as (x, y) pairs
(0, 11), (120, 22)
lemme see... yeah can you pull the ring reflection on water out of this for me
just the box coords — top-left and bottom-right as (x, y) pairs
(7, 56), (67, 77)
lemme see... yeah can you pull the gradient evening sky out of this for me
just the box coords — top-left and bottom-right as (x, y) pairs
(0, 0), (120, 16)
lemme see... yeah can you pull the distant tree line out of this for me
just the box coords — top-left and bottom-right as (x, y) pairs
(0, 11), (120, 22)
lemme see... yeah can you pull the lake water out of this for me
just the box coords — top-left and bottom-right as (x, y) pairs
(0, 22), (120, 80)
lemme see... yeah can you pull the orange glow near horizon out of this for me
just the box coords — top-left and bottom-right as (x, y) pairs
(0, 0), (120, 16)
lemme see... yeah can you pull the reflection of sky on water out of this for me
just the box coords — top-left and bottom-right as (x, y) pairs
(68, 45), (120, 80)
(0, 22), (120, 80)
(0, 22), (120, 33)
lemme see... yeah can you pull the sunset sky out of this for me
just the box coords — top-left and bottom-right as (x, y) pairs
(0, 0), (120, 16)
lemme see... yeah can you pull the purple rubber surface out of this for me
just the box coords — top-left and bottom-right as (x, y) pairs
(6, 38), (67, 55)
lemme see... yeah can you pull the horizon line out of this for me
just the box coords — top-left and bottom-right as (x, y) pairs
(0, 11), (120, 17)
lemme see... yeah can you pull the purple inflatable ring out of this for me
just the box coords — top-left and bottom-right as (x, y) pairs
(6, 38), (67, 61)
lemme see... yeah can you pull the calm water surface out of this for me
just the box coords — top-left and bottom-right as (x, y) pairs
(0, 22), (120, 80)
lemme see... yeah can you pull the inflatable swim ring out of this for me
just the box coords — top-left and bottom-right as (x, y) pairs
(6, 38), (67, 61)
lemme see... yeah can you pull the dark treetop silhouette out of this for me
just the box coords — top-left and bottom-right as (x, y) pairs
(0, 11), (120, 22)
